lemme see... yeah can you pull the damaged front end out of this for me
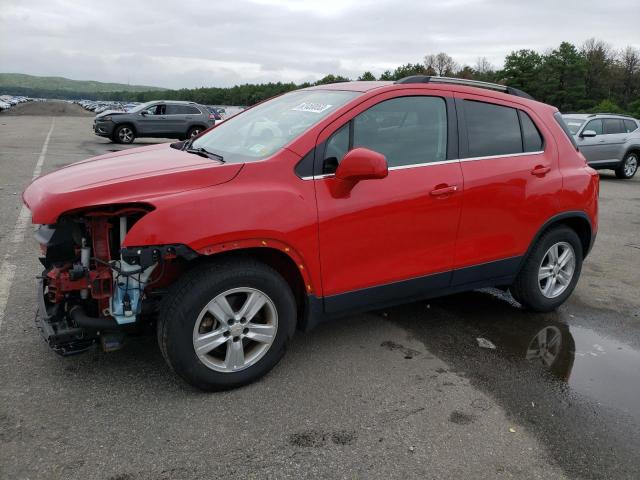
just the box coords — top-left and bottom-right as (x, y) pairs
(35, 205), (196, 355)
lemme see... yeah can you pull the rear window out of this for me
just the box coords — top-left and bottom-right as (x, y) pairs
(553, 112), (578, 150)
(464, 100), (522, 157)
(623, 119), (638, 133)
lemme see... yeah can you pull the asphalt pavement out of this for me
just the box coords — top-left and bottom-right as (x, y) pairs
(0, 101), (639, 479)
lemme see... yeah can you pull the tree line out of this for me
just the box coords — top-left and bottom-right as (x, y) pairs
(10, 39), (640, 117)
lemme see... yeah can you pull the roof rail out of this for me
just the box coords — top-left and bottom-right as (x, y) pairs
(394, 75), (534, 100)
(588, 112), (634, 118)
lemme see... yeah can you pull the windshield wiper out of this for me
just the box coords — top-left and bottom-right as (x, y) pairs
(185, 146), (225, 162)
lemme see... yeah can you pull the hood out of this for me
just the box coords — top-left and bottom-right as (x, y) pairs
(24, 143), (243, 224)
(96, 110), (127, 119)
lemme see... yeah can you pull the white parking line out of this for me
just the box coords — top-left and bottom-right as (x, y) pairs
(0, 118), (55, 333)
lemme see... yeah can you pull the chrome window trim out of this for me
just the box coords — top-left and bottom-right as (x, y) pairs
(459, 150), (544, 162)
(301, 151), (545, 180)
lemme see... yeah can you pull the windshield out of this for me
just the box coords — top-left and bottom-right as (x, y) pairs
(562, 117), (586, 135)
(192, 90), (360, 163)
(128, 101), (157, 113)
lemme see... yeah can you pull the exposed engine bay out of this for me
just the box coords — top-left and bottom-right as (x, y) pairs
(35, 205), (196, 355)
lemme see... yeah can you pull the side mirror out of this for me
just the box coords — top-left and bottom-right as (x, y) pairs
(581, 129), (597, 138)
(140, 110), (148, 116)
(335, 148), (388, 183)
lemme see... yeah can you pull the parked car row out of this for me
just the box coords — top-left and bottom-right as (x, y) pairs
(74, 100), (140, 114)
(561, 112), (640, 179)
(0, 95), (32, 111)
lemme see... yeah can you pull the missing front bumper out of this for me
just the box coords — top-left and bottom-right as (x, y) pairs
(35, 278), (96, 356)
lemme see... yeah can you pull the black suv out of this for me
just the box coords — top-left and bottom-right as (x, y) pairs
(93, 100), (215, 144)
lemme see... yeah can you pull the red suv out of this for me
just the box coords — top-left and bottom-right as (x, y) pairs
(23, 77), (599, 390)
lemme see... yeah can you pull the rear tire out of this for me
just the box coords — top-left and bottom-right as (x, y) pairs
(157, 258), (296, 391)
(615, 152), (638, 179)
(510, 226), (583, 312)
(187, 126), (204, 139)
(113, 125), (135, 144)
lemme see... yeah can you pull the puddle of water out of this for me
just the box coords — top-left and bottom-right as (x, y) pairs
(472, 291), (640, 420)
(391, 289), (640, 421)
(566, 326), (640, 420)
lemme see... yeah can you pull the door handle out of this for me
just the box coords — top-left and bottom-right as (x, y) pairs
(531, 165), (551, 176)
(430, 185), (457, 197)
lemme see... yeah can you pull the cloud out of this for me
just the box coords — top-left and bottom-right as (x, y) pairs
(1, 0), (639, 88)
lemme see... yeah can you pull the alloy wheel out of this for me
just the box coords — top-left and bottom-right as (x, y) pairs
(190, 128), (201, 137)
(538, 241), (575, 299)
(118, 127), (133, 143)
(192, 287), (278, 372)
(624, 154), (638, 177)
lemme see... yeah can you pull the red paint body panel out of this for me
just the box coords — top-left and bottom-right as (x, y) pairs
(23, 81), (599, 304)
(316, 162), (463, 295)
(23, 143), (242, 224)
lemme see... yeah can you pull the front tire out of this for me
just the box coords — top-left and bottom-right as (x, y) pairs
(510, 226), (583, 312)
(157, 258), (296, 391)
(615, 152), (638, 179)
(113, 125), (135, 144)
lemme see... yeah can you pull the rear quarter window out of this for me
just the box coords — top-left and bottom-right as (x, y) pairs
(519, 111), (544, 152)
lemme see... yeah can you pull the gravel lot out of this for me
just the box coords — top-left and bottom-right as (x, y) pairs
(0, 101), (639, 479)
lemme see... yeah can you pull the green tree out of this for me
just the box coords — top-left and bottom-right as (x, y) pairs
(378, 70), (394, 81)
(456, 66), (475, 79)
(500, 49), (543, 99)
(539, 42), (586, 111)
(357, 71), (376, 81)
(387, 63), (427, 80)
(589, 99), (623, 114)
(628, 99), (640, 119)
(314, 74), (350, 85)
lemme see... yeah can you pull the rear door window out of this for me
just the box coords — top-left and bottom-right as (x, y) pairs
(166, 105), (201, 115)
(463, 100), (522, 157)
(603, 118), (625, 134)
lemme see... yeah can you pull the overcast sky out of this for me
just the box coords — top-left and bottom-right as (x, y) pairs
(1, 0), (639, 89)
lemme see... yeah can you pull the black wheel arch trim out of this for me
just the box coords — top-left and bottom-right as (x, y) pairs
(520, 211), (594, 270)
(115, 122), (137, 135)
(624, 147), (640, 159)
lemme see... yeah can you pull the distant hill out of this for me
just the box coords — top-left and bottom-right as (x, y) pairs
(0, 73), (166, 99)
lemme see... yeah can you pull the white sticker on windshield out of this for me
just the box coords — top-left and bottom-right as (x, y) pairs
(292, 102), (333, 114)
